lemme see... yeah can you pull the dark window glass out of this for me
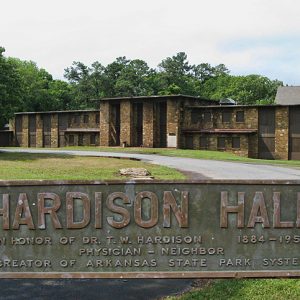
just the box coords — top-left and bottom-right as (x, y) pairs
(203, 112), (211, 122)
(236, 111), (245, 123)
(232, 137), (240, 149)
(222, 111), (231, 123)
(191, 111), (199, 124)
(69, 135), (74, 146)
(200, 136), (208, 149)
(96, 114), (100, 124)
(84, 115), (89, 124)
(90, 134), (96, 145)
(217, 137), (226, 149)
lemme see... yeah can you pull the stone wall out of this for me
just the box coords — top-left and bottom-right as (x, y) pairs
(36, 114), (43, 147)
(50, 114), (58, 147)
(21, 114), (29, 147)
(167, 99), (179, 147)
(143, 102), (154, 147)
(120, 100), (133, 146)
(100, 102), (110, 146)
(274, 107), (289, 160)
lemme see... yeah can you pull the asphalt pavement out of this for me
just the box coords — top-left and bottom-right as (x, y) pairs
(2, 148), (300, 179)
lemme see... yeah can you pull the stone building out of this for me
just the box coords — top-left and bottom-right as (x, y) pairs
(181, 104), (295, 160)
(12, 110), (100, 148)
(3, 94), (300, 160)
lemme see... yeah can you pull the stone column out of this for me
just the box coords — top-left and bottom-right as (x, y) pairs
(275, 107), (289, 160)
(166, 99), (179, 148)
(22, 115), (29, 147)
(100, 101), (110, 146)
(51, 114), (59, 148)
(120, 100), (133, 146)
(143, 101), (154, 147)
(36, 114), (43, 148)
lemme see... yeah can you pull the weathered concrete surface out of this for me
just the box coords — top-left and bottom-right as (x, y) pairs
(2, 148), (300, 180)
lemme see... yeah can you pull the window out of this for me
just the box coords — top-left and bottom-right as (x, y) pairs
(84, 115), (89, 124)
(232, 137), (240, 149)
(203, 112), (211, 122)
(222, 111), (231, 123)
(236, 111), (244, 123)
(217, 137), (226, 149)
(69, 135), (74, 146)
(90, 134), (96, 145)
(200, 136), (208, 149)
(96, 114), (100, 124)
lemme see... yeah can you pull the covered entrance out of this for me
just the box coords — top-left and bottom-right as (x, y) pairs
(289, 107), (300, 160)
(258, 108), (275, 159)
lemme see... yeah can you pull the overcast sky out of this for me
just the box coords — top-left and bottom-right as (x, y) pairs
(1, 0), (300, 85)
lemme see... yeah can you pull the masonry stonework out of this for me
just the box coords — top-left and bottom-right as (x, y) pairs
(50, 114), (59, 148)
(100, 102), (110, 146)
(21, 114), (29, 147)
(120, 100), (133, 146)
(143, 102), (154, 147)
(36, 114), (43, 148)
(274, 107), (289, 160)
(167, 99), (179, 147)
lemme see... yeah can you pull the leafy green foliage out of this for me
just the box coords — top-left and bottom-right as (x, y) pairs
(0, 47), (284, 127)
(0, 48), (22, 126)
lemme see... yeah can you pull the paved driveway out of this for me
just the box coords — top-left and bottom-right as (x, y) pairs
(2, 148), (300, 180)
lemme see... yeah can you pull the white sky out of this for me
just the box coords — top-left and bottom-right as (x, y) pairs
(1, 0), (300, 85)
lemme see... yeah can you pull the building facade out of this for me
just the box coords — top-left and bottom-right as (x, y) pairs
(3, 94), (300, 160)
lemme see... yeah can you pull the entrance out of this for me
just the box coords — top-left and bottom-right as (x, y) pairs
(289, 107), (300, 160)
(258, 108), (275, 159)
(110, 103), (120, 146)
(133, 103), (143, 146)
(28, 115), (36, 147)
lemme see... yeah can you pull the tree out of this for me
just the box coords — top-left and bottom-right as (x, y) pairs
(202, 74), (283, 104)
(0, 47), (22, 127)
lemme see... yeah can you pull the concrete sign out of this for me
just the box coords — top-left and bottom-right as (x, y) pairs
(0, 180), (300, 278)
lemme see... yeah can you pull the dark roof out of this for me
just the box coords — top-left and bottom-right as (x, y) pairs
(94, 94), (215, 102)
(14, 109), (100, 115)
(275, 86), (300, 105)
(186, 103), (300, 109)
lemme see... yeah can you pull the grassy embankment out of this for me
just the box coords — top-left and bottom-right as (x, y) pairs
(0, 152), (185, 180)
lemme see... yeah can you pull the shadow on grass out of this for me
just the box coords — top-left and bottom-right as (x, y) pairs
(0, 152), (75, 161)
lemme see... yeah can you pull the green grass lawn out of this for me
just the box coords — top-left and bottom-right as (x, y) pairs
(0, 152), (185, 180)
(19, 146), (300, 168)
(166, 279), (300, 300)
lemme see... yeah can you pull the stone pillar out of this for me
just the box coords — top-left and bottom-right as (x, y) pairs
(275, 107), (289, 160)
(51, 114), (59, 148)
(9, 118), (16, 146)
(100, 102), (110, 146)
(36, 114), (43, 148)
(143, 101), (154, 147)
(22, 115), (29, 147)
(120, 100), (133, 146)
(166, 99), (179, 148)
